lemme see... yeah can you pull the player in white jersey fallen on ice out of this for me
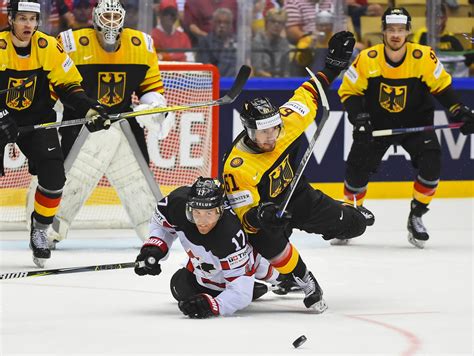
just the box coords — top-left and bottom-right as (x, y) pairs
(134, 177), (281, 318)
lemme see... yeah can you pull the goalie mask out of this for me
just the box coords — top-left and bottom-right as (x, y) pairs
(240, 97), (284, 150)
(93, 0), (126, 52)
(185, 177), (225, 228)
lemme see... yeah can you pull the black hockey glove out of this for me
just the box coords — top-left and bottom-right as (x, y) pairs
(257, 202), (292, 230)
(0, 109), (18, 144)
(134, 237), (168, 276)
(352, 113), (373, 142)
(449, 104), (474, 135)
(178, 293), (220, 319)
(325, 31), (356, 71)
(85, 101), (111, 132)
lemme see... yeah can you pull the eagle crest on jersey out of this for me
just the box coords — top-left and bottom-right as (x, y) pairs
(98, 72), (126, 106)
(6, 76), (36, 110)
(379, 83), (407, 113)
(269, 155), (294, 198)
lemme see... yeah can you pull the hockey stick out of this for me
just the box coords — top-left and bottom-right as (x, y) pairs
(0, 74), (36, 95)
(372, 122), (463, 137)
(0, 261), (137, 280)
(18, 65), (251, 134)
(276, 68), (330, 218)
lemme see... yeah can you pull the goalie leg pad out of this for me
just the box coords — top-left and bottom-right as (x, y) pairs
(50, 126), (122, 241)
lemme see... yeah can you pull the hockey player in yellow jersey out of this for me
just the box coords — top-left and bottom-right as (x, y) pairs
(223, 31), (375, 312)
(0, 0), (110, 268)
(338, 7), (474, 249)
(43, 0), (169, 249)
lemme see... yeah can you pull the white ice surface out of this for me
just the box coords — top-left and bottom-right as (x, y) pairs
(0, 198), (472, 356)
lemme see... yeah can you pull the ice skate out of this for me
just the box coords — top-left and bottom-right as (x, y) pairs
(30, 217), (51, 268)
(293, 271), (327, 313)
(407, 200), (429, 249)
(330, 238), (350, 246)
(271, 274), (302, 295)
(357, 205), (375, 226)
(252, 282), (269, 300)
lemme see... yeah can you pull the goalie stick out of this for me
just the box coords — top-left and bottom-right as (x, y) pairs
(276, 67), (330, 218)
(18, 65), (251, 134)
(0, 74), (36, 95)
(372, 122), (463, 137)
(0, 261), (136, 280)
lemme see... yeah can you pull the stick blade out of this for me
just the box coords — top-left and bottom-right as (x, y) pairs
(221, 65), (251, 104)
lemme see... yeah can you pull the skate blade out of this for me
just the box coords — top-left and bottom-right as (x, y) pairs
(408, 234), (425, 249)
(48, 240), (57, 250)
(330, 238), (349, 246)
(32, 257), (47, 268)
(310, 299), (328, 313)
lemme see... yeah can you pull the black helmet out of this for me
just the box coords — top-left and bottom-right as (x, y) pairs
(382, 7), (411, 31)
(7, 0), (40, 18)
(240, 97), (281, 130)
(185, 177), (225, 223)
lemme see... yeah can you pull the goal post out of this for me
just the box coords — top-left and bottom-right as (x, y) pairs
(0, 62), (220, 230)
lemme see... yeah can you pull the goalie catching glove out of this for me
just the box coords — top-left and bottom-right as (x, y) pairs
(134, 237), (169, 276)
(178, 293), (220, 319)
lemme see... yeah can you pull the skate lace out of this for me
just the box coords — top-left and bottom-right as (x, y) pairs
(294, 274), (316, 297)
(31, 228), (49, 249)
(410, 215), (427, 233)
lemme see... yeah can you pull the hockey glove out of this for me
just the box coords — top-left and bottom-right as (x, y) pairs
(178, 293), (220, 319)
(352, 113), (373, 142)
(85, 101), (111, 132)
(0, 109), (18, 144)
(134, 237), (169, 276)
(449, 104), (474, 135)
(325, 31), (356, 71)
(257, 202), (292, 230)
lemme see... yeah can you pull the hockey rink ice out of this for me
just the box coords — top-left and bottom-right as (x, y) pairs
(1, 198), (472, 355)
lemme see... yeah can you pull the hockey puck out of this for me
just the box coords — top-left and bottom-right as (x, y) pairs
(292, 335), (307, 348)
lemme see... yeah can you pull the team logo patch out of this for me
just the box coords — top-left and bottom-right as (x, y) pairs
(379, 83), (407, 113)
(98, 72), (126, 107)
(38, 38), (48, 48)
(412, 49), (422, 59)
(6, 76), (37, 111)
(269, 155), (294, 198)
(0, 39), (7, 49)
(230, 157), (243, 168)
(368, 50), (377, 58)
(79, 36), (89, 46)
(131, 36), (141, 46)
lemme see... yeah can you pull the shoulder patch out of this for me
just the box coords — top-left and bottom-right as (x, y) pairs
(230, 157), (243, 168)
(142, 32), (155, 53)
(131, 36), (141, 46)
(280, 101), (310, 117)
(345, 65), (359, 84)
(0, 39), (6, 49)
(367, 50), (377, 58)
(412, 49), (422, 59)
(38, 37), (48, 48)
(79, 36), (89, 46)
(59, 29), (76, 53)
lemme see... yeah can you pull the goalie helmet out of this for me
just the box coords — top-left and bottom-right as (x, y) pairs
(240, 97), (283, 143)
(382, 7), (411, 31)
(185, 177), (225, 224)
(93, 0), (126, 52)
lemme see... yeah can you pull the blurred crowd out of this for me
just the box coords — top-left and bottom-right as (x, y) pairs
(1, 0), (472, 77)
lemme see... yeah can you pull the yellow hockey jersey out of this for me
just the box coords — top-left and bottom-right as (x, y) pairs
(338, 42), (452, 129)
(58, 27), (164, 118)
(0, 30), (84, 125)
(223, 80), (322, 233)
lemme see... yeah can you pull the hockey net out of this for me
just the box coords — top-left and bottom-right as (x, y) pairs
(0, 63), (219, 230)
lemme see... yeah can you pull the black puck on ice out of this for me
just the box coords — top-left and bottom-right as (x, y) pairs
(292, 335), (307, 348)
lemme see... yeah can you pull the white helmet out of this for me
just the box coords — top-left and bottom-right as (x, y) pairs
(93, 0), (126, 52)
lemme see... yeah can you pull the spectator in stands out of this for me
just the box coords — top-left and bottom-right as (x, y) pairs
(252, 0), (280, 35)
(196, 8), (236, 77)
(151, 0), (194, 62)
(346, 0), (383, 39)
(0, 0), (7, 29)
(412, 3), (464, 51)
(71, 0), (93, 29)
(183, 0), (237, 45)
(122, 0), (139, 28)
(251, 8), (289, 77)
